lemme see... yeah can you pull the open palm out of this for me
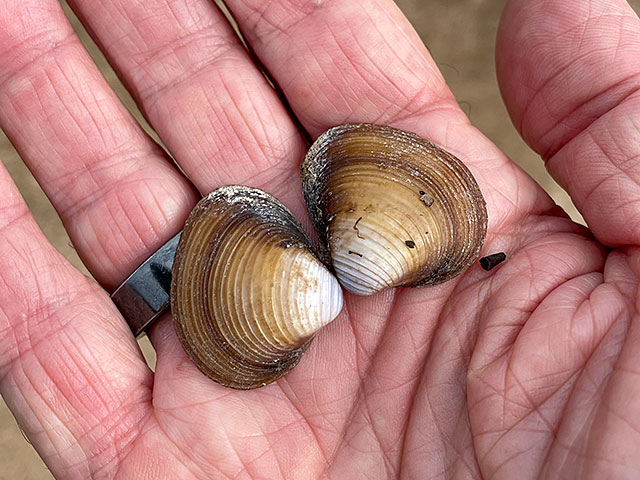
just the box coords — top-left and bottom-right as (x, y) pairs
(1, 0), (639, 478)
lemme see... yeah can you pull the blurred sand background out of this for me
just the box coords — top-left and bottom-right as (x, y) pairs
(1, 0), (638, 478)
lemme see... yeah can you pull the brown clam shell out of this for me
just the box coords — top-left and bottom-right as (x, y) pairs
(171, 186), (343, 389)
(302, 123), (488, 295)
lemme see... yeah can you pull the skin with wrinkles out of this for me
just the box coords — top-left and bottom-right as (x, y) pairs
(0, 0), (638, 478)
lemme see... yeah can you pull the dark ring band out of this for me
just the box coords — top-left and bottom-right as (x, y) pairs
(110, 232), (181, 336)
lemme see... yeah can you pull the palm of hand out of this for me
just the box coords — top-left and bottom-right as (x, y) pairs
(147, 219), (628, 479)
(1, 0), (639, 478)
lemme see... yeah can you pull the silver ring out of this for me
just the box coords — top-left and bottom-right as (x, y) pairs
(110, 232), (181, 336)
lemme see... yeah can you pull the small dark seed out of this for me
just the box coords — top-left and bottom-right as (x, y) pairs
(419, 190), (426, 195)
(405, 240), (416, 249)
(480, 252), (506, 271)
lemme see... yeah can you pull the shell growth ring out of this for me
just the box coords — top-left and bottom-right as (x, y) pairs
(110, 124), (488, 389)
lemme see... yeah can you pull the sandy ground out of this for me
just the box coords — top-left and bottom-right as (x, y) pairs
(1, 1), (638, 478)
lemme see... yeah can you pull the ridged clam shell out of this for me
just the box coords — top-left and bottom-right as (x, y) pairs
(302, 124), (487, 295)
(171, 186), (343, 389)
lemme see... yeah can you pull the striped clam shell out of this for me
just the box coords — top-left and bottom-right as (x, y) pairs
(171, 186), (343, 389)
(302, 123), (487, 295)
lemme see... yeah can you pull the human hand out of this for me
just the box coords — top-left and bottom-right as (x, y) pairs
(0, 0), (638, 478)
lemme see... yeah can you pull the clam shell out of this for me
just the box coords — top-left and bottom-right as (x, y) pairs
(302, 123), (487, 295)
(171, 186), (343, 389)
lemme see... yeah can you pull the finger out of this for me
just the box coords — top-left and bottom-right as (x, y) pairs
(0, 2), (200, 474)
(224, 0), (458, 134)
(0, 159), (152, 478)
(0, 0), (198, 289)
(65, 0), (308, 212)
(497, 0), (640, 246)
